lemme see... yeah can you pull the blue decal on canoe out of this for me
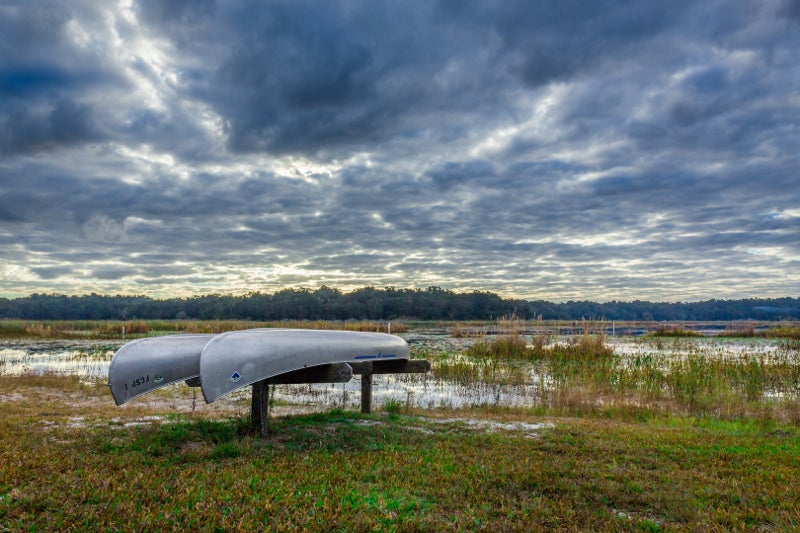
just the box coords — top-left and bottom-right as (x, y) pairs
(355, 352), (397, 360)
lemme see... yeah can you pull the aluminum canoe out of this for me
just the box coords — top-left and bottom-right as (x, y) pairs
(108, 334), (215, 405)
(200, 329), (409, 403)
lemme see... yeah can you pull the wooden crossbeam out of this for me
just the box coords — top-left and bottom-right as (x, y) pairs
(349, 359), (431, 375)
(267, 362), (352, 384)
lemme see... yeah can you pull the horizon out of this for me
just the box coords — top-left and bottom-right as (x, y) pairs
(2, 1), (799, 301)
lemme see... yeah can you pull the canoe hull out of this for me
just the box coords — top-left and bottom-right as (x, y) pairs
(108, 334), (215, 405)
(200, 329), (409, 403)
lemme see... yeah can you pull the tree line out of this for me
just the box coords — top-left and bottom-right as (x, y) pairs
(0, 287), (798, 321)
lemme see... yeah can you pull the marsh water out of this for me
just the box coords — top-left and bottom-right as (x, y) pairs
(1, 328), (798, 411)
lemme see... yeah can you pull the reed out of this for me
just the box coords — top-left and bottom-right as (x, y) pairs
(449, 324), (485, 338)
(0, 319), (407, 339)
(447, 320), (800, 422)
(764, 324), (800, 340)
(534, 330), (614, 360)
(533, 350), (800, 421)
(464, 320), (614, 363)
(649, 325), (703, 338)
(432, 355), (530, 386)
(716, 323), (800, 339)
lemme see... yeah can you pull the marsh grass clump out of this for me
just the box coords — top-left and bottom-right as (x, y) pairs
(463, 318), (615, 363)
(466, 334), (530, 359)
(433, 355), (530, 386)
(720, 323), (757, 337)
(661, 354), (800, 416)
(764, 324), (800, 340)
(781, 339), (800, 351)
(649, 325), (703, 338)
(449, 323), (485, 338)
(463, 315), (531, 360)
(716, 323), (800, 339)
(453, 320), (800, 421)
(382, 398), (403, 417)
(535, 330), (614, 361)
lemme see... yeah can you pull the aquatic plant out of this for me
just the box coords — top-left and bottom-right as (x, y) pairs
(649, 325), (703, 338)
(764, 324), (800, 340)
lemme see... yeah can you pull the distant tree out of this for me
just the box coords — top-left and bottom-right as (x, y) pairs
(0, 290), (797, 321)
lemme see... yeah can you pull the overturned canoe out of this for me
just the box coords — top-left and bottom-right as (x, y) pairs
(108, 334), (215, 405)
(200, 329), (409, 403)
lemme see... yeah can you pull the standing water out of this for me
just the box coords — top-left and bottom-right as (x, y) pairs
(1, 329), (798, 412)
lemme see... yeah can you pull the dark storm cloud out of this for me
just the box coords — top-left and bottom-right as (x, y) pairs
(778, 0), (800, 21)
(1, 0), (798, 300)
(438, 0), (693, 86)
(205, 2), (439, 154)
(0, 99), (99, 156)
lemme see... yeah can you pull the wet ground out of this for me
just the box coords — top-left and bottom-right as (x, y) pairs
(1, 327), (797, 411)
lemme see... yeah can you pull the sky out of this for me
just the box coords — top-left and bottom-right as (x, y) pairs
(1, 0), (799, 302)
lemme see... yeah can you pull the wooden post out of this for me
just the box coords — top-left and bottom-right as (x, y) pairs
(357, 361), (374, 414)
(361, 372), (373, 414)
(251, 380), (270, 437)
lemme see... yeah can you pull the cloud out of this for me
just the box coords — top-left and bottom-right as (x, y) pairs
(778, 0), (800, 22)
(0, 0), (798, 301)
(0, 99), (99, 155)
(31, 266), (76, 280)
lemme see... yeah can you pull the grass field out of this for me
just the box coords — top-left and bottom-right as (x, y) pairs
(1, 374), (799, 531)
(2, 320), (799, 530)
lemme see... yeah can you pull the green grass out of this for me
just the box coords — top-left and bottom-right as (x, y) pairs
(1, 375), (799, 531)
(3, 323), (800, 530)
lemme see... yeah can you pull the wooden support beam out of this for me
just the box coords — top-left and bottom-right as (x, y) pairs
(350, 359), (431, 375)
(267, 362), (352, 384)
(184, 376), (201, 388)
(250, 380), (270, 437)
(185, 360), (428, 388)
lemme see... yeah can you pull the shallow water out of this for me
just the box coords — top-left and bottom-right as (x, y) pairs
(1, 331), (796, 410)
(0, 340), (116, 379)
